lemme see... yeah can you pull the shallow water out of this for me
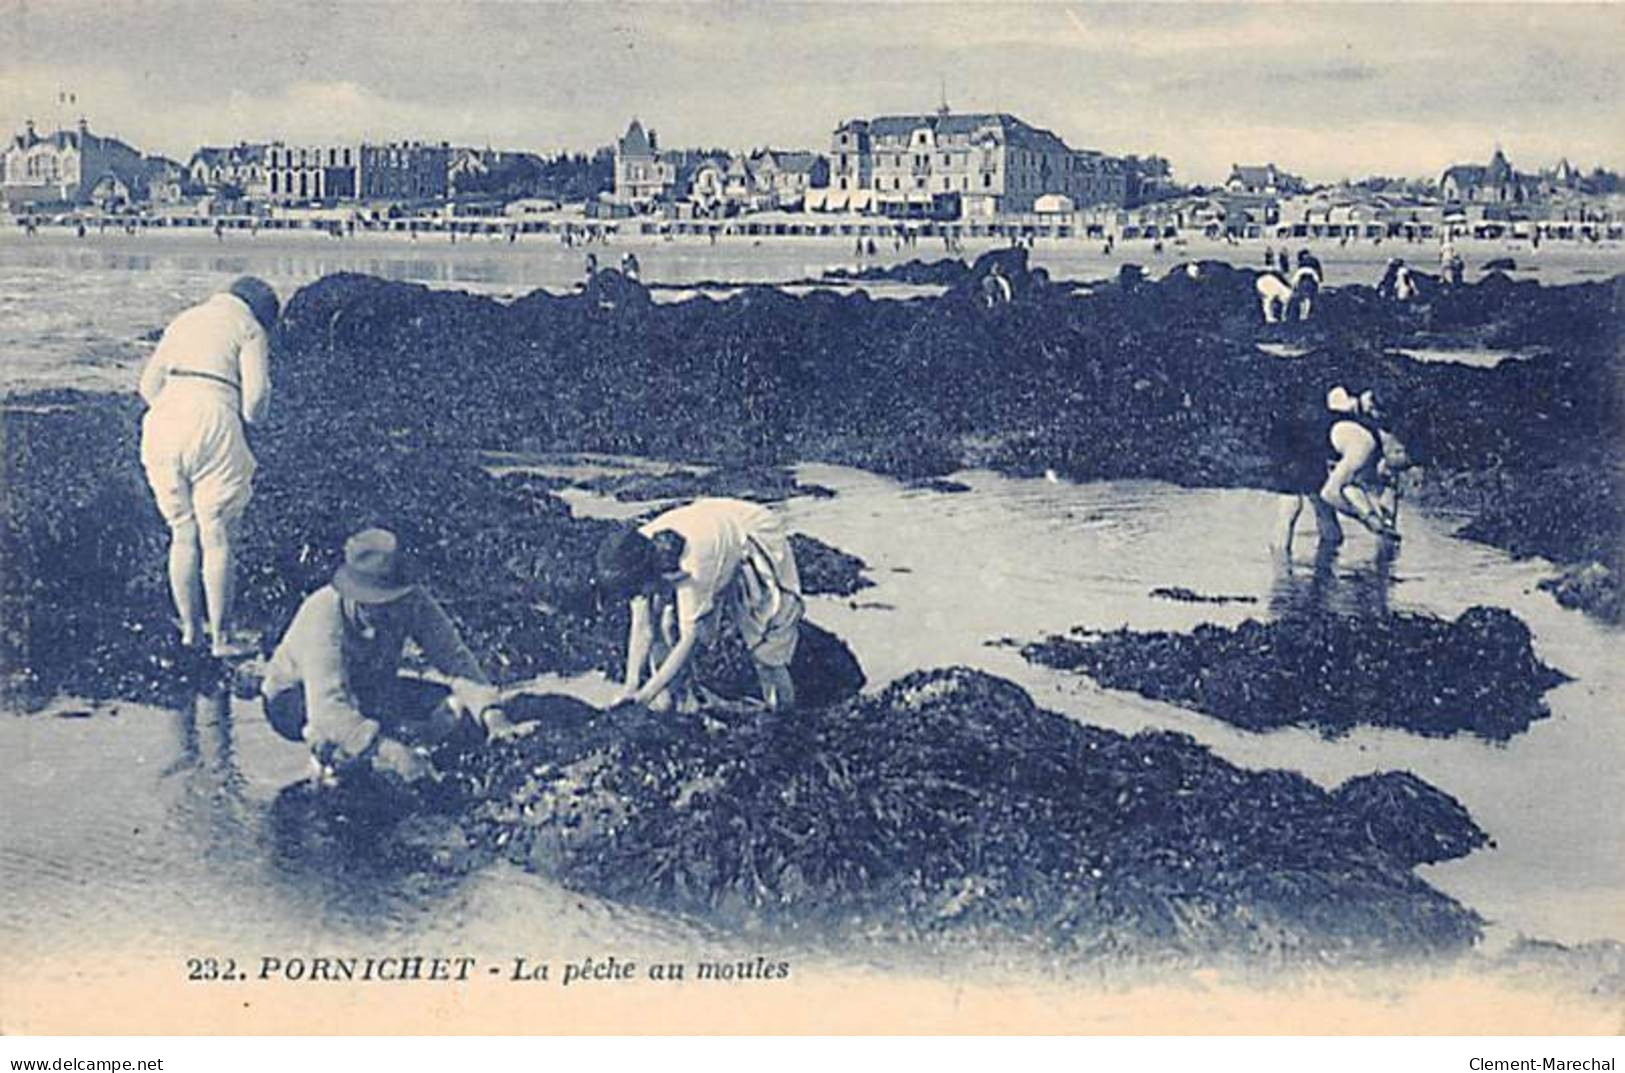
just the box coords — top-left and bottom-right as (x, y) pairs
(0, 237), (933, 395)
(0, 683), (721, 977)
(774, 465), (1625, 951)
(2, 459), (1620, 979)
(1397, 347), (1530, 369)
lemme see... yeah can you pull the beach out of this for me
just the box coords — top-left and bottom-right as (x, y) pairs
(2, 234), (1623, 1028)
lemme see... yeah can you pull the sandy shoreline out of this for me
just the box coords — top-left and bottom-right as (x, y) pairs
(5, 220), (1623, 292)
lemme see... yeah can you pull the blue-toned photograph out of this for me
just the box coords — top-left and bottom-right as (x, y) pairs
(0, 0), (1621, 1038)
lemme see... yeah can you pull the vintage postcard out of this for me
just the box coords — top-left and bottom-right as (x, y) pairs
(1, 1), (1622, 1038)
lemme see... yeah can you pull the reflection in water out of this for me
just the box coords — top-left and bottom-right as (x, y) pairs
(4, 472), (1621, 963)
(264, 748), (477, 930)
(1270, 539), (1398, 621)
(161, 689), (260, 866)
(158, 685), (475, 932)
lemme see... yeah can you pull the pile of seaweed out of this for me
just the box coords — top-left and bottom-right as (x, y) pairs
(269, 257), (1622, 618)
(1427, 462), (1623, 622)
(1021, 606), (1569, 740)
(570, 464), (834, 504)
(447, 667), (1484, 963)
(822, 258), (974, 287)
(787, 534), (872, 597)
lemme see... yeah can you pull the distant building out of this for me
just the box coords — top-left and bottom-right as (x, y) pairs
(613, 121), (827, 214)
(187, 143), (270, 199)
(744, 149), (829, 210)
(259, 140), (449, 204)
(613, 119), (677, 206)
(264, 143), (358, 203)
(1440, 148), (1533, 205)
(826, 109), (1127, 218)
(447, 147), (547, 197)
(2, 118), (149, 208)
(357, 142), (450, 201)
(142, 155), (195, 207)
(830, 120), (873, 193)
(1225, 163), (1307, 197)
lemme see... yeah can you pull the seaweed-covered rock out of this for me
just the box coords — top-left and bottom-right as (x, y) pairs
(1148, 586), (1258, 606)
(788, 533), (872, 597)
(453, 667), (1483, 962)
(264, 267), (1620, 622)
(575, 466), (834, 504)
(1538, 561), (1620, 622)
(1021, 606), (1568, 740)
(823, 258), (971, 287)
(1331, 771), (1490, 866)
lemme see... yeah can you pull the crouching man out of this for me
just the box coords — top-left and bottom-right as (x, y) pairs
(595, 498), (804, 714)
(258, 528), (512, 783)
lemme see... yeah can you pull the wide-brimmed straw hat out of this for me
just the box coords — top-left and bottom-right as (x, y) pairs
(333, 528), (416, 604)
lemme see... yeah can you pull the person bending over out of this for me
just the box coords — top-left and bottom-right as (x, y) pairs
(138, 276), (278, 659)
(1272, 387), (1404, 550)
(595, 498), (804, 713)
(257, 528), (511, 784)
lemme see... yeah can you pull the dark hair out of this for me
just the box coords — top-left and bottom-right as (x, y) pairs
(227, 276), (281, 332)
(594, 529), (658, 599)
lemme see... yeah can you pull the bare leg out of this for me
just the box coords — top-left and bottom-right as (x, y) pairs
(198, 511), (241, 654)
(755, 663), (796, 712)
(1375, 482), (1400, 527)
(1311, 497), (1344, 546)
(166, 518), (204, 647)
(1272, 495), (1304, 553)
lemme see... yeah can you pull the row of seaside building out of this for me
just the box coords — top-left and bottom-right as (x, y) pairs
(611, 112), (1171, 218)
(4, 112), (1619, 236)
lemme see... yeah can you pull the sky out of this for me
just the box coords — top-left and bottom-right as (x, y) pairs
(2, 1), (1621, 186)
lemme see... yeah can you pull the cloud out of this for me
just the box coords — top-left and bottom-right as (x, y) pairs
(0, 2), (1619, 183)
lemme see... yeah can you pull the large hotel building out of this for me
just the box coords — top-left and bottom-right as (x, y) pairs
(830, 110), (1128, 217)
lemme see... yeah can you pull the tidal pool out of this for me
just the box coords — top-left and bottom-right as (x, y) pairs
(2, 462), (1619, 984)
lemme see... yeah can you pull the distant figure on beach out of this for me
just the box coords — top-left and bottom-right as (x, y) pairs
(137, 277), (279, 659)
(1377, 258), (1419, 302)
(254, 528), (512, 785)
(595, 498), (804, 714)
(1441, 241), (1465, 286)
(1264, 245), (1276, 268)
(1269, 386), (1405, 551)
(1285, 262), (1322, 320)
(620, 252), (640, 280)
(980, 262), (1014, 308)
(1256, 271), (1293, 323)
(865, 237), (877, 258)
(585, 252), (599, 280)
